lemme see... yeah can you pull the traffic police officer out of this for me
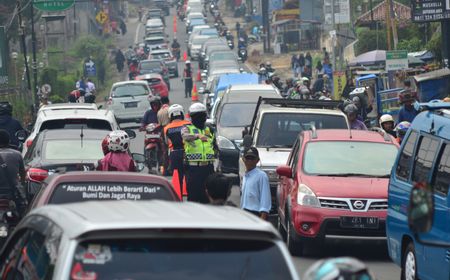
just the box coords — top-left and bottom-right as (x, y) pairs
(181, 103), (217, 203)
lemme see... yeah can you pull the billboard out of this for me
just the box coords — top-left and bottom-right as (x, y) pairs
(324, 0), (350, 24)
(0, 26), (8, 86)
(412, 0), (450, 22)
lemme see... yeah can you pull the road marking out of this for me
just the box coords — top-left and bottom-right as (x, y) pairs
(134, 22), (142, 45)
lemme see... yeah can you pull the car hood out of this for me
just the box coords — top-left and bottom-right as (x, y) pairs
(217, 126), (243, 141)
(257, 147), (291, 169)
(301, 175), (388, 198)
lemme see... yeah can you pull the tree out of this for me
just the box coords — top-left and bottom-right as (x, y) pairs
(355, 28), (387, 55)
(397, 38), (423, 52)
(426, 31), (442, 63)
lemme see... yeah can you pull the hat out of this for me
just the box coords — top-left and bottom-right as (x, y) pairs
(244, 147), (259, 159)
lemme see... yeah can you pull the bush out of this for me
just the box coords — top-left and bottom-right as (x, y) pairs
(397, 38), (423, 52)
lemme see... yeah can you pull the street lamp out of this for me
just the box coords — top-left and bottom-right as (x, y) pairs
(11, 52), (18, 87)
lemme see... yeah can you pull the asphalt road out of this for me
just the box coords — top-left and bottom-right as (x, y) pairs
(114, 6), (401, 280)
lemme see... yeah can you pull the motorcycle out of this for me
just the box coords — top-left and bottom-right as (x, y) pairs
(227, 40), (234, 50)
(0, 199), (20, 247)
(238, 47), (247, 62)
(172, 47), (181, 61)
(144, 123), (163, 174)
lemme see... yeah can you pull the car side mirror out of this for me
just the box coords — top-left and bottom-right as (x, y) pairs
(124, 129), (136, 139)
(15, 130), (29, 142)
(206, 118), (215, 127)
(198, 87), (205, 94)
(243, 134), (252, 148)
(408, 182), (434, 234)
(276, 165), (292, 178)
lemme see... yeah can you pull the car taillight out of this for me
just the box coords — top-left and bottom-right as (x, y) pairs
(27, 168), (48, 182)
(26, 139), (33, 148)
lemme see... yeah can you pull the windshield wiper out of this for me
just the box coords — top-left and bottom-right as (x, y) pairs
(315, 173), (377, 177)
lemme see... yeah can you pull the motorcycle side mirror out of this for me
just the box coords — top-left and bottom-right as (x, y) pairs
(97, 105), (103, 109)
(15, 130), (29, 142)
(26, 123), (34, 132)
(124, 129), (136, 139)
(132, 153), (146, 164)
(199, 87), (205, 94)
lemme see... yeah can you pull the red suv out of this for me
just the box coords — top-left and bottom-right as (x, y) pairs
(276, 129), (398, 255)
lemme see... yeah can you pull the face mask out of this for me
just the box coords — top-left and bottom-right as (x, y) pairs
(191, 113), (207, 129)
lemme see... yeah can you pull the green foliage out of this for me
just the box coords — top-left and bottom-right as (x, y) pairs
(39, 68), (77, 102)
(426, 31), (442, 63)
(397, 38), (423, 52)
(73, 35), (109, 85)
(355, 28), (387, 55)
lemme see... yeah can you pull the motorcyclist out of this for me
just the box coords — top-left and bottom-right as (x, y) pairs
(344, 104), (367, 130)
(271, 75), (283, 91)
(141, 95), (162, 130)
(128, 58), (139, 80)
(97, 130), (136, 172)
(394, 121), (411, 144)
(258, 66), (268, 84)
(124, 46), (136, 65)
(266, 61), (275, 73)
(379, 114), (396, 138)
(303, 257), (374, 280)
(171, 38), (181, 60)
(225, 30), (234, 42)
(0, 129), (27, 216)
(283, 78), (294, 97)
(0, 102), (25, 149)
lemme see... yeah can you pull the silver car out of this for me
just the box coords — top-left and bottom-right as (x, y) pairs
(189, 34), (218, 60)
(0, 200), (300, 279)
(108, 81), (152, 124)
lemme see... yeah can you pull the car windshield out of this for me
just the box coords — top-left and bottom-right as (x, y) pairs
(140, 61), (162, 73)
(192, 36), (211, 45)
(200, 29), (218, 36)
(256, 113), (348, 147)
(71, 239), (293, 280)
(146, 38), (165, 45)
(151, 52), (171, 60)
(190, 19), (206, 26)
(50, 182), (174, 204)
(40, 119), (112, 132)
(211, 52), (235, 60)
(113, 84), (149, 97)
(44, 139), (103, 161)
(303, 141), (398, 177)
(219, 103), (256, 127)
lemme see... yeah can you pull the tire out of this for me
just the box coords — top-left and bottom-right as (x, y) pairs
(286, 215), (303, 256)
(402, 242), (418, 280)
(277, 215), (287, 241)
(146, 149), (160, 175)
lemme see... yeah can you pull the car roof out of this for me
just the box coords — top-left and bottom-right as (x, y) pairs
(151, 49), (170, 53)
(304, 129), (397, 144)
(135, 73), (163, 80)
(146, 18), (163, 24)
(259, 107), (347, 116)
(39, 128), (110, 140)
(410, 109), (450, 139)
(145, 36), (165, 40)
(30, 200), (279, 239)
(217, 73), (259, 89)
(39, 103), (98, 112)
(229, 84), (278, 91)
(38, 109), (113, 120)
(112, 80), (149, 87)
(140, 59), (162, 63)
(210, 68), (241, 75)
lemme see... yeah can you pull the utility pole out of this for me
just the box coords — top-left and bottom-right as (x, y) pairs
(73, 2), (77, 37)
(261, 0), (269, 53)
(16, 0), (31, 91)
(386, 0), (392, 50)
(369, 0), (374, 29)
(30, 1), (39, 112)
(331, 0), (336, 69)
(388, 0), (398, 49)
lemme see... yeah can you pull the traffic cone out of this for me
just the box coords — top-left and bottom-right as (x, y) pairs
(183, 51), (188, 61)
(191, 83), (199, 102)
(196, 69), (201, 81)
(173, 17), (177, 33)
(171, 169), (187, 200)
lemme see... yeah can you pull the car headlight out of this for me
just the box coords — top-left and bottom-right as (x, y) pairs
(297, 184), (320, 207)
(217, 136), (236, 150)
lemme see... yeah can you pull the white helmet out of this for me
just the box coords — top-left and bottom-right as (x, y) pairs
(107, 130), (130, 152)
(168, 104), (184, 118)
(188, 102), (207, 115)
(185, 60), (191, 64)
(380, 114), (394, 125)
(302, 77), (309, 82)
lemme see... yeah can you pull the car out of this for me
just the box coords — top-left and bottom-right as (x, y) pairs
(186, 18), (207, 34)
(240, 98), (349, 218)
(145, 18), (164, 33)
(0, 201), (300, 279)
(208, 60), (240, 76)
(135, 73), (169, 98)
(23, 128), (137, 199)
(187, 24), (210, 43)
(107, 80), (152, 124)
(152, 0), (170, 15)
(29, 171), (179, 211)
(143, 36), (168, 51)
(149, 48), (178, 77)
(208, 51), (238, 67)
(138, 59), (170, 89)
(185, 12), (205, 26)
(189, 34), (218, 60)
(23, 105), (119, 156)
(386, 101), (450, 280)
(146, 8), (164, 20)
(276, 129), (399, 256)
(200, 42), (229, 69)
(214, 84), (281, 174)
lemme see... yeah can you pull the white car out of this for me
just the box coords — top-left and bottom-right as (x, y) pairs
(23, 103), (118, 155)
(189, 34), (219, 60)
(107, 80), (152, 124)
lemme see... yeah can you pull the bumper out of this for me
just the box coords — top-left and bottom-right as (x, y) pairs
(112, 108), (146, 123)
(290, 205), (387, 240)
(218, 148), (239, 174)
(191, 50), (201, 60)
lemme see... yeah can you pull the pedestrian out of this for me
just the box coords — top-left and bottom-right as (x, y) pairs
(182, 103), (217, 203)
(182, 60), (193, 98)
(205, 173), (236, 206)
(315, 60), (323, 80)
(85, 79), (96, 103)
(298, 53), (305, 77)
(0, 129), (27, 215)
(119, 19), (127, 35)
(115, 49), (125, 72)
(164, 104), (191, 191)
(240, 147), (271, 220)
(323, 47), (330, 64)
(398, 90), (419, 123)
(305, 52), (312, 69)
(291, 54), (299, 76)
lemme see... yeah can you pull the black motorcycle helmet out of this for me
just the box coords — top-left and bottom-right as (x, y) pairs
(0, 102), (12, 116)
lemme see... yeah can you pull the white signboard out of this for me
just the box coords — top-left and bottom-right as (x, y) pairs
(386, 50), (409, 71)
(324, 0), (350, 25)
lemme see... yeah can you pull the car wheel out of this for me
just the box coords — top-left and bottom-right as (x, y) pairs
(402, 243), (418, 280)
(286, 215), (303, 256)
(277, 215), (287, 241)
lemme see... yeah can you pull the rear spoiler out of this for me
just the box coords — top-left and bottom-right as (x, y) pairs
(248, 97), (343, 135)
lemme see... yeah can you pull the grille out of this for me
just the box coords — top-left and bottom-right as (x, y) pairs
(368, 200), (388, 211)
(319, 199), (350, 210)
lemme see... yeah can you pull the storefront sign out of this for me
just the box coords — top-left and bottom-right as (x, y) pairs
(412, 0), (450, 22)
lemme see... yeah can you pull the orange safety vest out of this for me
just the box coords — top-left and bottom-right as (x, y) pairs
(164, 119), (191, 151)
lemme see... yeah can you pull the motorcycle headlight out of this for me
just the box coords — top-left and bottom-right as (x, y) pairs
(297, 184), (320, 207)
(217, 136), (236, 150)
(0, 225), (8, 237)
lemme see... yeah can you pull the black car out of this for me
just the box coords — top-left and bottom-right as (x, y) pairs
(151, 0), (170, 15)
(23, 129), (136, 200)
(138, 59), (171, 90)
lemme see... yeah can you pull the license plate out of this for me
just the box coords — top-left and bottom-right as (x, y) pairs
(340, 217), (379, 229)
(145, 134), (160, 139)
(124, 102), (138, 108)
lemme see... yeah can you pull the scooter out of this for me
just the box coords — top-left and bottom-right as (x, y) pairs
(238, 47), (247, 62)
(144, 123), (163, 174)
(227, 40), (234, 50)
